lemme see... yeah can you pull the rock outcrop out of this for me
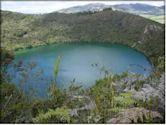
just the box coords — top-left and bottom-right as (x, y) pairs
(107, 108), (163, 123)
(133, 73), (165, 113)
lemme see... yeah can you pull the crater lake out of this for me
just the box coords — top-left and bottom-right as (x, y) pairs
(9, 43), (152, 97)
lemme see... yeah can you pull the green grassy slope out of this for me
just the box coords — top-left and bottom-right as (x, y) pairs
(1, 10), (164, 66)
(1, 11), (42, 50)
(140, 15), (164, 24)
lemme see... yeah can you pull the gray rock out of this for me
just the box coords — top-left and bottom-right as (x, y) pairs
(107, 108), (163, 123)
(133, 73), (165, 112)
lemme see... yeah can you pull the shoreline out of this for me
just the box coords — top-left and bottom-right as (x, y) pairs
(13, 41), (153, 68)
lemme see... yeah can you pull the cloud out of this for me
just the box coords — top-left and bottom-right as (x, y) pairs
(1, 1), (164, 14)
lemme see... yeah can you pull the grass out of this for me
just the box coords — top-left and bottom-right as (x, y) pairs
(140, 15), (164, 24)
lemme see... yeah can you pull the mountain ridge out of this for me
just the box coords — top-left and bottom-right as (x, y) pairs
(58, 3), (164, 16)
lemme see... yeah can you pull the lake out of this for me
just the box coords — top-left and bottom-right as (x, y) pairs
(9, 43), (152, 97)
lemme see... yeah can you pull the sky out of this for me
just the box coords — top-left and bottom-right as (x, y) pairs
(1, 1), (164, 14)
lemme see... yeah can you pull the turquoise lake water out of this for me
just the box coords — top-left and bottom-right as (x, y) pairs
(9, 43), (152, 97)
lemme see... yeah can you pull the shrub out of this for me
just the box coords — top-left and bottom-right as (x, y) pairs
(33, 107), (71, 123)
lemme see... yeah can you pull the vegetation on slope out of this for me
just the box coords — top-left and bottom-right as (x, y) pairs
(1, 9), (164, 66)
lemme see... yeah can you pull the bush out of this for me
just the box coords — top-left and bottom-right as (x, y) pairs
(33, 107), (71, 123)
(0, 82), (32, 123)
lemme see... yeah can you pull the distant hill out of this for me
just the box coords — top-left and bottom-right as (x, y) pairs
(58, 3), (109, 13)
(58, 3), (164, 16)
(158, 5), (165, 9)
(113, 4), (164, 15)
(1, 10), (164, 66)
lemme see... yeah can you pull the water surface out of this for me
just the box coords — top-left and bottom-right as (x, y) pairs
(10, 43), (152, 97)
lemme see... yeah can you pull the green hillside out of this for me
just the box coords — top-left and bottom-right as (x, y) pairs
(140, 15), (164, 24)
(1, 10), (164, 66)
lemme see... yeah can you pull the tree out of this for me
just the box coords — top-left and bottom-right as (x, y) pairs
(103, 8), (113, 11)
